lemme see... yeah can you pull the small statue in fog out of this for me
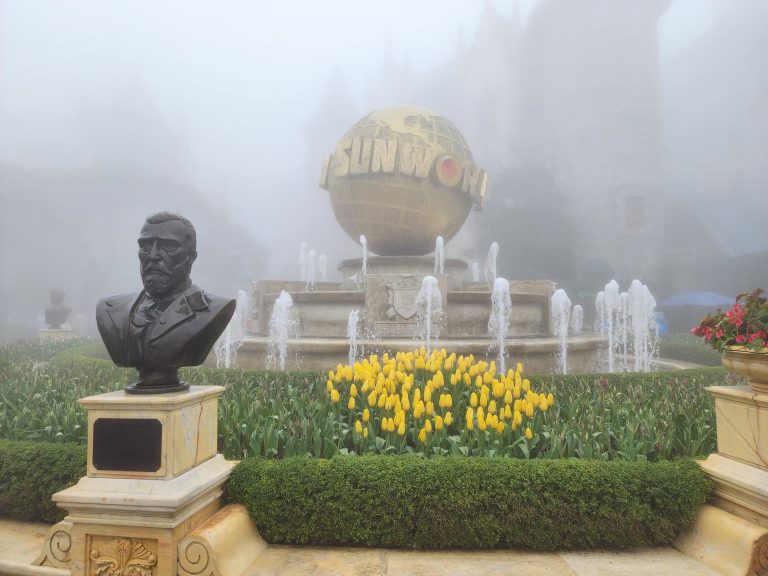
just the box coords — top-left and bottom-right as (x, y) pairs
(45, 290), (71, 329)
(96, 212), (235, 394)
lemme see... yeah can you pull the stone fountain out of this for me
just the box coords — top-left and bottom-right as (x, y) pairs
(237, 106), (603, 373)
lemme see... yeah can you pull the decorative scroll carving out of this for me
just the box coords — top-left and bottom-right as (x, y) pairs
(89, 538), (156, 576)
(754, 534), (768, 576)
(177, 538), (215, 576)
(33, 520), (73, 569)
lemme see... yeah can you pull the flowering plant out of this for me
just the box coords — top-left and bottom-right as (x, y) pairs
(691, 288), (768, 352)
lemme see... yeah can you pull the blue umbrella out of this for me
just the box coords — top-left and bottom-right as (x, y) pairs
(660, 291), (734, 307)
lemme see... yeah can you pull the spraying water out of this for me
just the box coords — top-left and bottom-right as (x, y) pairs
(267, 290), (299, 371)
(318, 254), (328, 282)
(214, 289), (249, 368)
(484, 242), (499, 289)
(571, 304), (584, 335)
(594, 291), (605, 333)
(551, 288), (572, 374)
(347, 309), (360, 367)
(434, 236), (444, 275)
(627, 280), (659, 372)
(471, 261), (480, 283)
(299, 242), (308, 282)
(602, 280), (621, 373)
(360, 235), (368, 279)
(488, 277), (512, 375)
(595, 279), (659, 373)
(415, 275), (442, 357)
(307, 249), (317, 291)
(618, 291), (630, 371)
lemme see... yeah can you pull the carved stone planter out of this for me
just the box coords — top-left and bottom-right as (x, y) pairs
(722, 349), (768, 394)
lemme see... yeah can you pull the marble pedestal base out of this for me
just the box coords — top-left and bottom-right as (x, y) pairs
(676, 385), (768, 575)
(35, 386), (233, 576)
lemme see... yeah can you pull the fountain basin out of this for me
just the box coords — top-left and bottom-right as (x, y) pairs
(230, 335), (604, 373)
(239, 258), (604, 374)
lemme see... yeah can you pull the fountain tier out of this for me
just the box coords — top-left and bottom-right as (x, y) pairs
(237, 256), (603, 373)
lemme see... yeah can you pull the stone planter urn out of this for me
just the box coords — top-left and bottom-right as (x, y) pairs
(721, 348), (768, 394)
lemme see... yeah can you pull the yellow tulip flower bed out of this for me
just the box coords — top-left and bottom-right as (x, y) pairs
(325, 347), (553, 457)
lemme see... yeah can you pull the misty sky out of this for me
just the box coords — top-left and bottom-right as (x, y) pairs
(0, 0), (715, 255)
(0, 0), (762, 337)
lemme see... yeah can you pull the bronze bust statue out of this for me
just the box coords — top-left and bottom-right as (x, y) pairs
(96, 212), (236, 394)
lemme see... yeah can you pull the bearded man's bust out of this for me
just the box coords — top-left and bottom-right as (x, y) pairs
(96, 213), (236, 394)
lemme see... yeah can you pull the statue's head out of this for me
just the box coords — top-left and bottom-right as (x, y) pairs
(138, 212), (197, 298)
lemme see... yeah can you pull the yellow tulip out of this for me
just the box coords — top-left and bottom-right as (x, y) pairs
(504, 390), (513, 405)
(504, 404), (512, 419)
(465, 408), (474, 430)
(425, 419), (432, 433)
(444, 411), (453, 426)
(478, 416), (487, 432)
(363, 408), (370, 422)
(355, 420), (362, 434)
(367, 391), (377, 407)
(463, 373), (471, 386)
(326, 380), (334, 392)
(381, 419), (389, 433)
(488, 400), (497, 414)
(525, 403), (534, 418)
(329, 370), (335, 381)
(349, 383), (357, 397)
(548, 392), (554, 404)
(348, 396), (355, 410)
(397, 421), (406, 436)
(480, 393), (488, 408)
(540, 398), (549, 412)
(514, 410), (522, 426)
(418, 428), (427, 443)
(525, 427), (533, 440)
(475, 375), (483, 388)
(363, 428), (368, 438)
(470, 392), (478, 408)
(477, 406), (485, 422)
(517, 362), (523, 374)
(388, 417), (395, 431)
(426, 401), (435, 416)
(330, 389), (340, 403)
(434, 415), (443, 430)
(496, 421), (505, 434)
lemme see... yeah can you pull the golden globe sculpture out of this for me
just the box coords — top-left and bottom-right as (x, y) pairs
(320, 106), (487, 256)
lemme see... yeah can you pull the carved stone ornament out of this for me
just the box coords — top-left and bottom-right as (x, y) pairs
(89, 538), (157, 576)
(385, 276), (420, 320)
(33, 520), (72, 569)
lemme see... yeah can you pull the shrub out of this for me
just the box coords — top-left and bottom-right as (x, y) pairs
(0, 440), (86, 523)
(226, 455), (712, 550)
(0, 339), (724, 460)
(659, 333), (723, 366)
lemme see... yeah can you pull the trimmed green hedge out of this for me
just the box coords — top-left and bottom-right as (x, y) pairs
(0, 440), (86, 523)
(659, 334), (722, 366)
(226, 455), (712, 550)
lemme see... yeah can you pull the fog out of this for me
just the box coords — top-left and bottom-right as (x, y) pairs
(1, 0), (766, 338)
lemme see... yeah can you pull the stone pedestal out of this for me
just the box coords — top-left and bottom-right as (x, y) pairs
(703, 386), (768, 527)
(39, 386), (233, 576)
(38, 328), (74, 341)
(675, 385), (768, 574)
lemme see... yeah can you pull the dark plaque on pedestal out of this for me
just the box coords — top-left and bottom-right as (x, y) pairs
(93, 418), (162, 472)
